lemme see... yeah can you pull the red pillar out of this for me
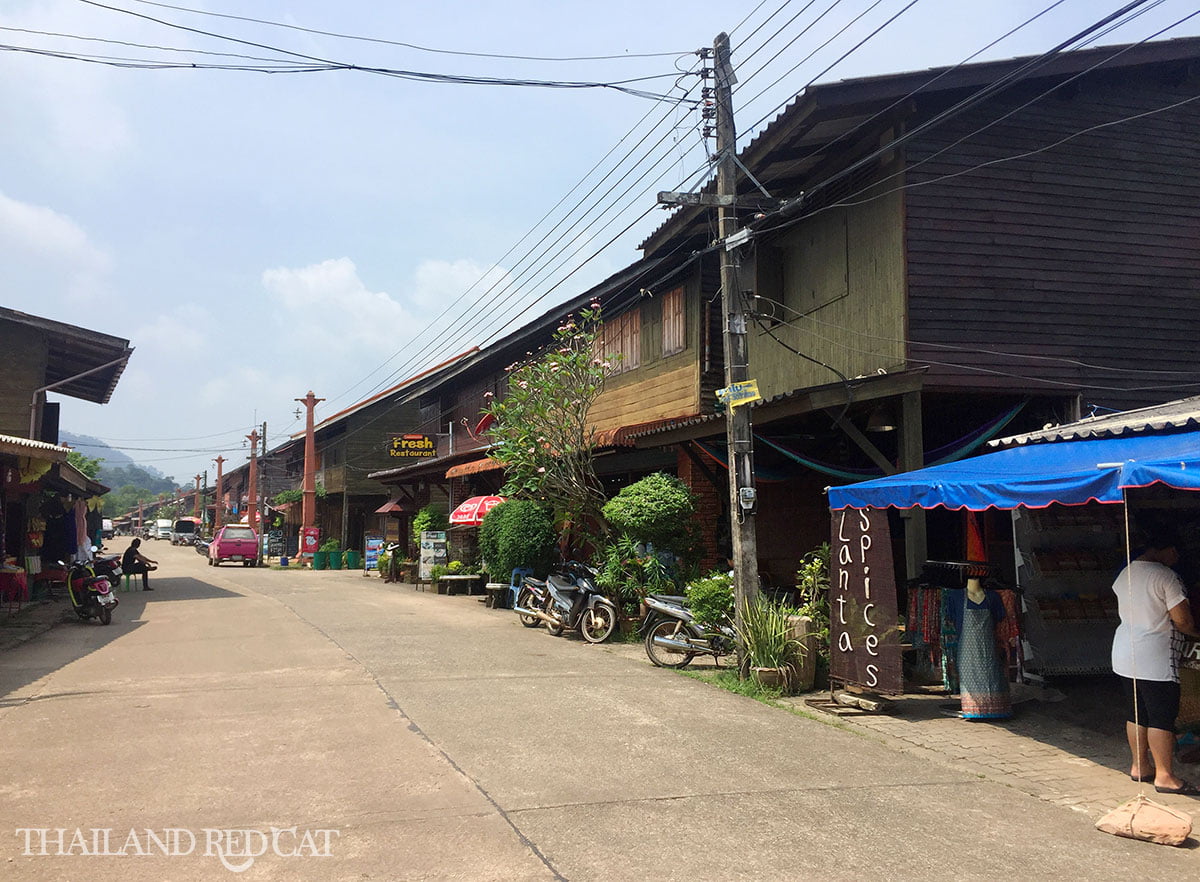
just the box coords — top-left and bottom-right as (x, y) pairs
(138, 501), (143, 530)
(213, 456), (225, 532)
(246, 428), (260, 532)
(296, 391), (324, 530)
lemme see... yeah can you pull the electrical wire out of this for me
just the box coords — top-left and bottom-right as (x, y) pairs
(734, 0), (1073, 191)
(753, 6), (1200, 240)
(751, 285), (1200, 377)
(752, 0), (1164, 218)
(125, 0), (693, 62)
(326, 61), (707, 408)
(62, 0), (691, 100)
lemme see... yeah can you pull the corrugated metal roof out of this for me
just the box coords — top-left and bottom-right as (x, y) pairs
(0, 433), (72, 461)
(991, 395), (1200, 447)
(0, 307), (133, 404)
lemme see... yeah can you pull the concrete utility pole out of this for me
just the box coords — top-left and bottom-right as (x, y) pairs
(296, 391), (324, 534)
(714, 31), (761, 629)
(193, 475), (202, 519)
(213, 456), (225, 532)
(246, 428), (260, 532)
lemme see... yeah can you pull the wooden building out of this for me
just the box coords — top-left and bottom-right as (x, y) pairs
(629, 36), (1200, 582)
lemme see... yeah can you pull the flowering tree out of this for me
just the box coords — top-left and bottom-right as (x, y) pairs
(483, 304), (610, 545)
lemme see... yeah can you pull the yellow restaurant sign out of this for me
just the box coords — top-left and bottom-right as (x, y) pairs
(388, 434), (436, 458)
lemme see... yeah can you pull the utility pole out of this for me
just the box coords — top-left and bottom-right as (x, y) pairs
(246, 428), (260, 533)
(296, 391), (324, 536)
(213, 456), (225, 532)
(202, 470), (208, 531)
(193, 474), (202, 520)
(259, 421), (267, 562)
(714, 31), (761, 632)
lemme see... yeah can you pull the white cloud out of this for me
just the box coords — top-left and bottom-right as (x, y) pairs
(0, 190), (113, 301)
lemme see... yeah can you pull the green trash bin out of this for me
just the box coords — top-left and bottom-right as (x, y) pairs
(328, 551), (343, 570)
(313, 551), (329, 570)
(345, 550), (362, 570)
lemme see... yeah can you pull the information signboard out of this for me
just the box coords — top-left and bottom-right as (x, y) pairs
(388, 434), (436, 459)
(419, 530), (447, 580)
(364, 533), (384, 572)
(829, 507), (902, 694)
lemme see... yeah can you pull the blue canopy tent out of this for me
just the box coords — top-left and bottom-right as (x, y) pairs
(828, 431), (1200, 511)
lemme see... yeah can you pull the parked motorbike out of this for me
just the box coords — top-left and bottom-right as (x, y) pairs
(513, 562), (618, 644)
(63, 558), (118, 625)
(194, 538), (210, 556)
(640, 593), (736, 669)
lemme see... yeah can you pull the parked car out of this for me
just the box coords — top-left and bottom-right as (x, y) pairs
(172, 517), (201, 545)
(208, 524), (260, 567)
(155, 519), (173, 540)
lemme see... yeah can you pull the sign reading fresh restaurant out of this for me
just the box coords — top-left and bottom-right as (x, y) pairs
(388, 434), (435, 459)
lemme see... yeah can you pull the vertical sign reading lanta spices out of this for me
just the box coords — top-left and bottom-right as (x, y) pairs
(829, 508), (902, 694)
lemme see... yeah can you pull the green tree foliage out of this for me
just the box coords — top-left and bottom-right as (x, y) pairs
(483, 304), (608, 543)
(601, 472), (697, 553)
(67, 450), (102, 479)
(478, 500), (557, 580)
(685, 571), (735, 630)
(411, 503), (448, 546)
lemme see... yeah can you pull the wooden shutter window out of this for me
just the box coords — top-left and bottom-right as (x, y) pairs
(661, 287), (684, 356)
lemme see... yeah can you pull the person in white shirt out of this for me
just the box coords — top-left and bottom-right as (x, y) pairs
(1112, 530), (1200, 795)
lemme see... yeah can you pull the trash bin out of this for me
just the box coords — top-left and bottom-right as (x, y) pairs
(328, 551), (343, 570)
(280, 556), (289, 568)
(345, 550), (362, 570)
(313, 551), (328, 570)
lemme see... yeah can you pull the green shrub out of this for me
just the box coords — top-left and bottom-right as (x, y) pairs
(430, 564), (449, 581)
(319, 538), (341, 553)
(412, 504), (448, 545)
(736, 595), (804, 669)
(478, 500), (556, 580)
(595, 534), (675, 615)
(601, 473), (696, 553)
(795, 543), (830, 672)
(685, 571), (735, 630)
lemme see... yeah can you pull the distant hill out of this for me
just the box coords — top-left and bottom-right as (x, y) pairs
(60, 431), (179, 494)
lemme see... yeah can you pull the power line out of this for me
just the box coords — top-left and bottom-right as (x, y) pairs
(325, 62), (706, 409)
(65, 0), (691, 100)
(755, 5), (1200, 241)
(125, 0), (692, 62)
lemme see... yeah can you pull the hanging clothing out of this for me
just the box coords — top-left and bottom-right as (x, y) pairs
(955, 590), (1012, 720)
(940, 589), (960, 693)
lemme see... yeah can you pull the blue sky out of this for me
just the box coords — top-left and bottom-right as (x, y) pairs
(3, 0), (1197, 483)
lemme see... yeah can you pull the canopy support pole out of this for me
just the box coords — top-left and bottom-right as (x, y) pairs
(899, 391), (927, 580)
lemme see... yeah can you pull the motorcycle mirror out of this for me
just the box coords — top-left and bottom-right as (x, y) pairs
(91, 545), (99, 552)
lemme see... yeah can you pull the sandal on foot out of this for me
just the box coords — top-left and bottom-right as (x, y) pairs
(1131, 772), (1155, 782)
(1155, 780), (1200, 795)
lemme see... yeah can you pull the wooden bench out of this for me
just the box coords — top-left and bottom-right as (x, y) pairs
(436, 574), (483, 596)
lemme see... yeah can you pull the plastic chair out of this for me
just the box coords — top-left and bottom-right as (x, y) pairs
(508, 568), (533, 609)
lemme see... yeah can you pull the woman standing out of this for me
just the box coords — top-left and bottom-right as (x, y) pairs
(1112, 530), (1200, 795)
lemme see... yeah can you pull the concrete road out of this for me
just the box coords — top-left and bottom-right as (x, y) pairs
(0, 541), (1195, 880)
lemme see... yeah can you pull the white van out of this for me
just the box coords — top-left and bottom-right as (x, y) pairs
(155, 519), (173, 540)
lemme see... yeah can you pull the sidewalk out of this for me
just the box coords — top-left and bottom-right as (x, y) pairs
(0, 597), (70, 652)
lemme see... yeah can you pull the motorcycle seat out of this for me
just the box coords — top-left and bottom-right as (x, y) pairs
(523, 577), (546, 589)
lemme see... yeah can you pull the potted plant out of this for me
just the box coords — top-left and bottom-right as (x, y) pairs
(735, 595), (805, 691)
(320, 538), (342, 570)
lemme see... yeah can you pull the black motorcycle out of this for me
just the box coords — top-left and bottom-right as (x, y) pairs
(640, 593), (736, 669)
(513, 562), (618, 644)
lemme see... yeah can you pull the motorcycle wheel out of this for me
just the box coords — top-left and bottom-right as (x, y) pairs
(99, 606), (112, 626)
(580, 604), (617, 644)
(644, 619), (696, 669)
(545, 612), (564, 637)
(516, 588), (541, 628)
